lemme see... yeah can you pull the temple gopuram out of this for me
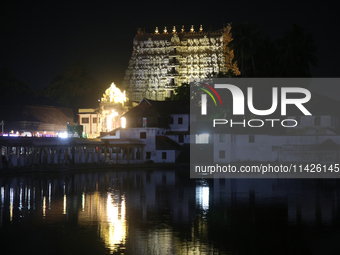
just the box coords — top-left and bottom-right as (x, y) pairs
(123, 24), (239, 101)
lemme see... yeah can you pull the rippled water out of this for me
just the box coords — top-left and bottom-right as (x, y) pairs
(1, 169), (340, 254)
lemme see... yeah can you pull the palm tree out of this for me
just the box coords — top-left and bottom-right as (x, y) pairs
(232, 22), (263, 76)
(275, 24), (318, 77)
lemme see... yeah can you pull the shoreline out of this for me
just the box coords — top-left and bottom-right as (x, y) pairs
(0, 162), (190, 175)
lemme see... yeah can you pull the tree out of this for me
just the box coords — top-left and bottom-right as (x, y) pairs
(167, 82), (191, 101)
(0, 68), (37, 105)
(275, 24), (318, 77)
(232, 22), (263, 76)
(43, 63), (97, 107)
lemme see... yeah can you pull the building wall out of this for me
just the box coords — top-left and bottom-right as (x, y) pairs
(155, 150), (176, 163)
(79, 113), (98, 137)
(213, 134), (340, 163)
(166, 134), (190, 145)
(169, 114), (189, 131)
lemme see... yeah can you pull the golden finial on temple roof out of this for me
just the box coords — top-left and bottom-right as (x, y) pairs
(155, 27), (159, 34)
(200, 24), (203, 32)
(190, 25), (194, 32)
(163, 26), (168, 34)
(181, 25), (185, 32)
(172, 26), (176, 33)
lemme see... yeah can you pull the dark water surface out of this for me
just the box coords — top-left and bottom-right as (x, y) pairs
(1, 168), (340, 255)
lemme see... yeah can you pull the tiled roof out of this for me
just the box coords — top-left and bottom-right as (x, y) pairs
(0, 105), (75, 125)
(156, 136), (182, 150)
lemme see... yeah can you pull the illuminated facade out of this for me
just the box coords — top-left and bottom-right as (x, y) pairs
(79, 83), (129, 138)
(123, 24), (239, 101)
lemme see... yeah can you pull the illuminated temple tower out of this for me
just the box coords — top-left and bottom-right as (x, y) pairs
(123, 24), (239, 101)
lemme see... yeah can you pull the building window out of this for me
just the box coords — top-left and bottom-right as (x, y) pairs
(195, 134), (209, 144)
(93, 117), (97, 123)
(219, 134), (226, 142)
(143, 117), (147, 128)
(179, 134), (184, 143)
(249, 135), (255, 143)
(314, 116), (321, 125)
(140, 132), (146, 139)
(219, 150), (225, 159)
(82, 118), (89, 124)
(146, 152), (151, 159)
(169, 117), (174, 124)
(162, 152), (167, 159)
(178, 117), (183, 124)
(170, 78), (175, 85)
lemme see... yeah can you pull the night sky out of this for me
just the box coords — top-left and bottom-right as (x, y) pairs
(1, 0), (339, 97)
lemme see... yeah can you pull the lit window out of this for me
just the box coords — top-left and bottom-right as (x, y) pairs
(195, 134), (209, 144)
(93, 117), (97, 123)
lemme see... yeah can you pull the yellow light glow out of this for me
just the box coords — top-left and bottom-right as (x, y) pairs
(101, 83), (127, 104)
(121, 117), (126, 128)
(63, 194), (67, 214)
(107, 111), (119, 131)
(43, 196), (46, 217)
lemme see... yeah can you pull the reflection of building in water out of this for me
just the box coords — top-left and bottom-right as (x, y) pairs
(77, 191), (127, 253)
(78, 83), (130, 138)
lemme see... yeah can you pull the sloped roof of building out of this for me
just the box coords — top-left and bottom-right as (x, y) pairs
(317, 139), (340, 150)
(0, 105), (75, 125)
(123, 98), (189, 119)
(156, 136), (182, 150)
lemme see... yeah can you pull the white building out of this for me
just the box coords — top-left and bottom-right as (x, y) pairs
(101, 98), (190, 163)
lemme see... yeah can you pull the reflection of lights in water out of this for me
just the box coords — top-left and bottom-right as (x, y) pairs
(43, 196), (46, 218)
(82, 192), (85, 211)
(196, 181), (209, 211)
(19, 185), (22, 211)
(1, 187), (4, 206)
(77, 191), (127, 253)
(33, 188), (35, 210)
(28, 188), (30, 210)
(25, 186), (27, 209)
(10, 187), (13, 222)
(63, 195), (67, 215)
(48, 183), (51, 209)
(103, 193), (127, 252)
